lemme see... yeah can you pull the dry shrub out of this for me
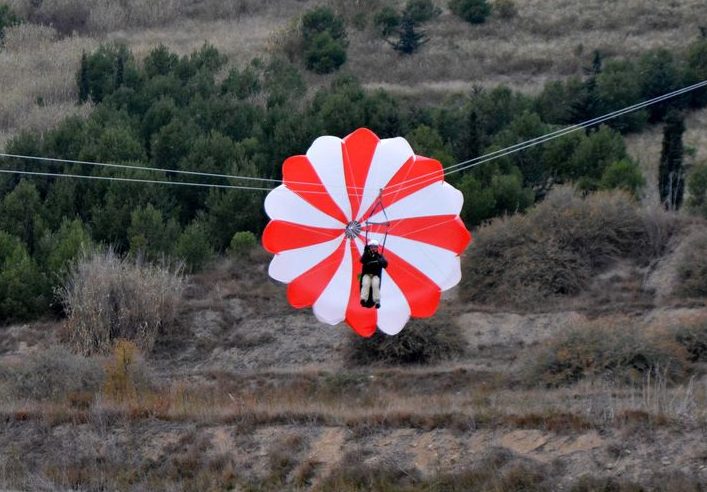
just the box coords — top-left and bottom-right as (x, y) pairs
(676, 230), (707, 298)
(523, 318), (690, 386)
(570, 475), (644, 492)
(345, 312), (467, 366)
(462, 187), (678, 309)
(316, 448), (548, 492)
(0, 346), (102, 401)
(60, 250), (184, 355)
(102, 340), (154, 404)
(673, 317), (707, 362)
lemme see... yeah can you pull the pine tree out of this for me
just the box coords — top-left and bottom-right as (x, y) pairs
(659, 110), (686, 210)
(115, 53), (125, 88)
(463, 109), (483, 160)
(570, 50), (603, 128)
(390, 15), (428, 55)
(78, 52), (90, 103)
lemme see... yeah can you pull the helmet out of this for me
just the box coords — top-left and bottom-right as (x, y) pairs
(368, 239), (379, 247)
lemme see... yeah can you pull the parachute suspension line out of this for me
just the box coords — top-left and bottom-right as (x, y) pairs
(362, 189), (390, 253)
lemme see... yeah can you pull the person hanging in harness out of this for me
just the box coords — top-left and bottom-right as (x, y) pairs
(360, 239), (388, 309)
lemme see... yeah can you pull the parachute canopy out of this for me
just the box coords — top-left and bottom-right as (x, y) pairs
(263, 128), (471, 337)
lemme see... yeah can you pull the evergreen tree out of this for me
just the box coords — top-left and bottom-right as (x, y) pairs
(391, 16), (429, 55)
(570, 51), (603, 128)
(659, 111), (686, 210)
(449, 0), (491, 24)
(78, 52), (90, 103)
(463, 109), (483, 160)
(115, 52), (125, 88)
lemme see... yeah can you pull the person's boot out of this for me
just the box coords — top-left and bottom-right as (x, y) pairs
(375, 302), (380, 309)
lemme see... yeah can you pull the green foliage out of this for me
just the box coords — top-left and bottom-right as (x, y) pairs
(346, 314), (467, 365)
(0, 180), (45, 253)
(685, 38), (707, 108)
(458, 174), (497, 225)
(304, 31), (347, 74)
(3, 39), (705, 325)
(390, 15), (429, 54)
(228, 231), (257, 258)
(373, 5), (400, 36)
(128, 204), (180, 261)
(595, 60), (648, 132)
(78, 43), (139, 104)
(301, 6), (347, 43)
(562, 125), (627, 189)
(599, 159), (645, 198)
(174, 220), (214, 272)
(402, 0), (441, 24)
(38, 218), (93, 278)
(221, 64), (261, 100)
(638, 49), (684, 122)
(143, 44), (179, 78)
(0, 4), (21, 44)
(686, 161), (707, 218)
(449, 0), (491, 24)
(0, 232), (48, 323)
(406, 125), (454, 166)
(300, 6), (348, 74)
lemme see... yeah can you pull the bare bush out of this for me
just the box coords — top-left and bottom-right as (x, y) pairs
(461, 187), (676, 309)
(523, 317), (690, 387)
(676, 230), (707, 298)
(673, 316), (707, 362)
(59, 250), (184, 355)
(639, 204), (683, 260)
(0, 346), (102, 401)
(345, 312), (467, 366)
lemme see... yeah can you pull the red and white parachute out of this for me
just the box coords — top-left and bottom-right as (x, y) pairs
(262, 128), (471, 337)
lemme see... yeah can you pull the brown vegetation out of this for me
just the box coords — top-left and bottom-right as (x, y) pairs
(345, 311), (467, 365)
(461, 187), (682, 310)
(59, 250), (184, 355)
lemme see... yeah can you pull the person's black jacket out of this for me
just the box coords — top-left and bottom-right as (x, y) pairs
(360, 247), (388, 277)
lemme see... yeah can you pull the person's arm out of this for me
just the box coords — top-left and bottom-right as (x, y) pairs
(380, 255), (388, 269)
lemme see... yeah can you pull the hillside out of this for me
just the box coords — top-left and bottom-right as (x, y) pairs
(1, 187), (706, 490)
(1, 238), (705, 490)
(1, 0), (707, 490)
(2, 0), (707, 147)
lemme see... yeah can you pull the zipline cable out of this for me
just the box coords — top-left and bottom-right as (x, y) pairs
(0, 169), (273, 191)
(382, 79), (707, 198)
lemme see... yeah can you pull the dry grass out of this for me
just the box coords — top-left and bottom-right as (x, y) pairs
(2, 359), (704, 431)
(59, 250), (184, 355)
(0, 24), (95, 147)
